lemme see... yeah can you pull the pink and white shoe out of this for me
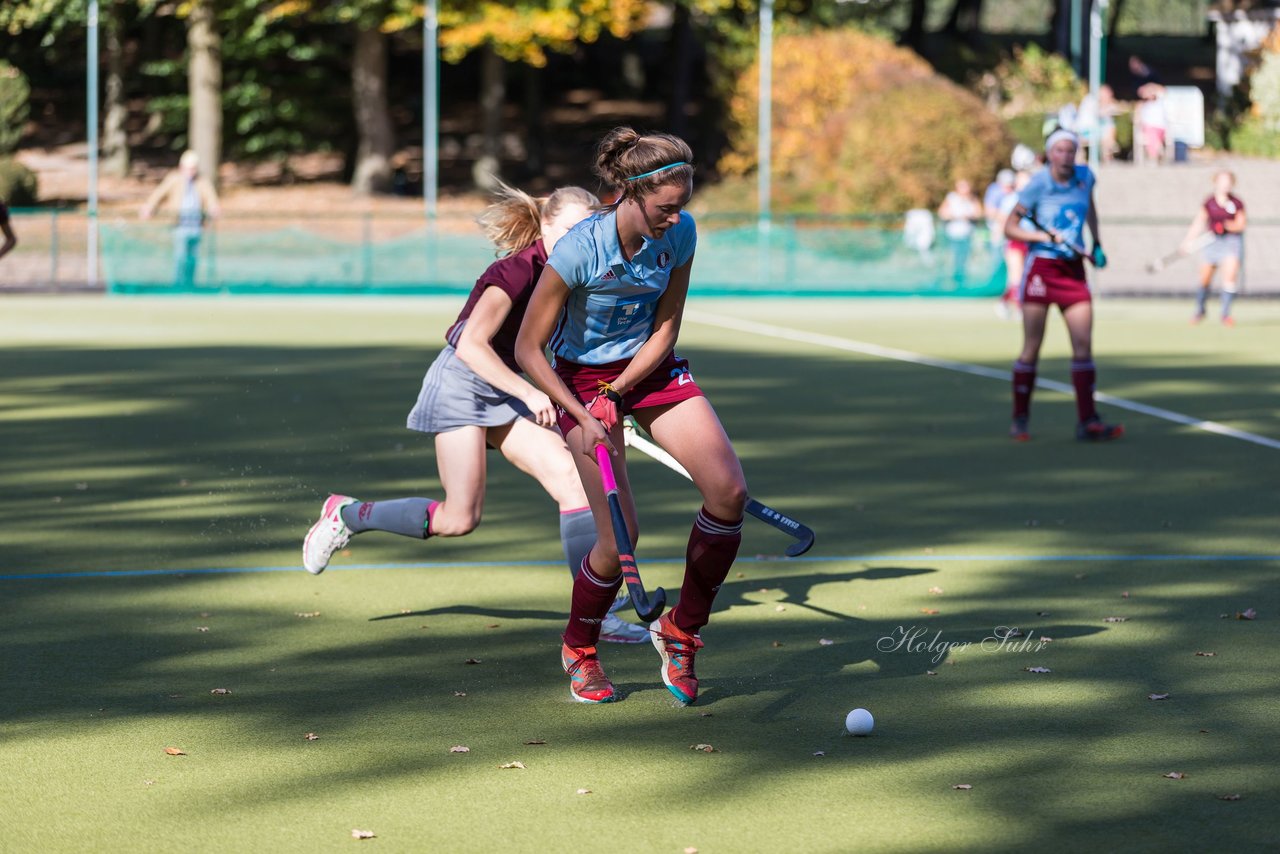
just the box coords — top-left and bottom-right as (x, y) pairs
(302, 494), (357, 575)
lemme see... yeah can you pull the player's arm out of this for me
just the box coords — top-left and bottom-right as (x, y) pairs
(515, 266), (612, 453)
(140, 173), (173, 220)
(607, 256), (693, 398)
(456, 286), (556, 428)
(1004, 203), (1052, 244)
(1180, 209), (1208, 251)
(1086, 189), (1102, 249)
(1226, 206), (1247, 234)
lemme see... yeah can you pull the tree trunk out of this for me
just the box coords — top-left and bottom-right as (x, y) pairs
(473, 44), (505, 191)
(903, 0), (928, 51)
(665, 3), (695, 140)
(1107, 0), (1127, 41)
(102, 0), (129, 178)
(186, 0), (221, 187)
(944, 0), (983, 36)
(351, 25), (395, 195)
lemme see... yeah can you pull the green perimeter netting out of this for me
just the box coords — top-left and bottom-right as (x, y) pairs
(102, 219), (1005, 296)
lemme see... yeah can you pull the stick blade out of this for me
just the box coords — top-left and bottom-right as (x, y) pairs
(634, 587), (666, 622)
(784, 529), (816, 557)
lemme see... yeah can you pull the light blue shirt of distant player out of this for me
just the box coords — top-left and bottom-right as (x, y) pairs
(545, 208), (697, 365)
(1017, 164), (1095, 261)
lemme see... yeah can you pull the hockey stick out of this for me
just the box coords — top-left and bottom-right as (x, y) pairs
(594, 443), (667, 622)
(1022, 209), (1094, 263)
(1145, 230), (1216, 273)
(622, 422), (816, 557)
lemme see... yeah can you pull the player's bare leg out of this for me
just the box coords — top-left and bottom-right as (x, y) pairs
(1219, 256), (1240, 325)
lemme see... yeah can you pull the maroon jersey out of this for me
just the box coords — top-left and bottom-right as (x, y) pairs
(1204, 194), (1244, 232)
(444, 240), (547, 371)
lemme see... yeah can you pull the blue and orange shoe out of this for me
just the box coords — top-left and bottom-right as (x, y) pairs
(1009, 417), (1030, 442)
(650, 613), (703, 705)
(561, 643), (616, 704)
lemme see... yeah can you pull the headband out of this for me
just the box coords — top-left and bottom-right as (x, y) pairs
(1045, 129), (1079, 151)
(625, 162), (689, 182)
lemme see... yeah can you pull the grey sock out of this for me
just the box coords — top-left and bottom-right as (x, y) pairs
(1195, 287), (1210, 315)
(1222, 289), (1237, 318)
(341, 498), (435, 539)
(560, 508), (596, 578)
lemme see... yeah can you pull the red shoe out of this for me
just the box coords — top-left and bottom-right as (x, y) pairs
(1076, 416), (1124, 442)
(1222, 316), (1236, 327)
(650, 613), (703, 705)
(561, 643), (615, 704)
(1009, 417), (1030, 442)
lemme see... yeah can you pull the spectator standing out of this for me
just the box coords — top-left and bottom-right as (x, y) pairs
(938, 178), (980, 284)
(140, 150), (221, 287)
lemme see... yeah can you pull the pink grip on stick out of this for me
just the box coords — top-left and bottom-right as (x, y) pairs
(595, 444), (618, 493)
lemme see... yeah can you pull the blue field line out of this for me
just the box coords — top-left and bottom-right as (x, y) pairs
(4, 552), (1277, 581)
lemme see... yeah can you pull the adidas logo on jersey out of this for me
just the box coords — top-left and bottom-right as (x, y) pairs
(601, 269), (616, 281)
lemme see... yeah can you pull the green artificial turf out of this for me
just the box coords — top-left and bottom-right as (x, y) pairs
(2, 296), (1278, 852)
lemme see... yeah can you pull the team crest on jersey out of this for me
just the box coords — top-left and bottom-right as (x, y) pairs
(1027, 275), (1047, 298)
(656, 250), (671, 269)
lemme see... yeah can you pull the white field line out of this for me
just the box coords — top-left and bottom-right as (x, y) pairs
(688, 310), (1280, 451)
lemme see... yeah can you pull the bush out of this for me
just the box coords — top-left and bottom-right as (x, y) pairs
(0, 157), (38, 206)
(974, 43), (1085, 119)
(0, 61), (31, 155)
(1247, 44), (1280, 131)
(1228, 115), (1280, 158)
(711, 26), (1013, 215)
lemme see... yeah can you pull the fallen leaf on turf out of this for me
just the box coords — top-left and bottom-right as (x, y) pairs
(771, 641), (783, 648)
(1121, 591), (1130, 599)
(1195, 651), (1216, 657)
(952, 784), (972, 790)
(295, 611), (320, 618)
(400, 609), (412, 615)
(1217, 793), (1242, 801)
(143, 779), (154, 786)
(774, 605), (786, 612)
(920, 608), (940, 615)
(1041, 637), (1055, 643)
(340, 549), (352, 557)
(1103, 616), (1127, 623)
(818, 638), (834, 646)
(698, 712), (713, 718)
(464, 658), (482, 665)
(210, 688), (231, 695)
(684, 848), (699, 854)
(736, 572), (745, 578)
(196, 626), (210, 633)
(163, 747), (186, 755)
(485, 623), (500, 629)
(1163, 772), (1187, 780)
(928, 586), (943, 595)
(1200, 729), (1211, 734)
(499, 761), (526, 770)
(813, 751), (825, 757)
(351, 829), (375, 839)
(453, 691), (467, 697)
(690, 744), (716, 753)
(1036, 611), (1051, 617)
(756, 588), (771, 593)
(1148, 693), (1170, 701)
(1005, 628), (1025, 638)
(1236, 608), (1257, 620)
(576, 788), (592, 795)
(1025, 667), (1051, 674)
(926, 670), (938, 676)
(449, 746), (470, 753)
(304, 733), (319, 741)
(523, 739), (547, 745)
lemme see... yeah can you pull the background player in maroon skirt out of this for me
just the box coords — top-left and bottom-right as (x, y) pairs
(516, 127), (749, 706)
(1181, 170), (1246, 326)
(1003, 128), (1123, 443)
(302, 182), (650, 644)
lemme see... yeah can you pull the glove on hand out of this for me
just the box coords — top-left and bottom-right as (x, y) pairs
(588, 381), (623, 432)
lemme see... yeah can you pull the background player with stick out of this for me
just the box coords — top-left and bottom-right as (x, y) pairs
(1182, 170), (1247, 326)
(1003, 128), (1122, 443)
(302, 182), (650, 645)
(516, 127), (748, 706)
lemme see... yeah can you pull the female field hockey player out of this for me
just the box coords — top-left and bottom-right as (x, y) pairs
(302, 183), (650, 644)
(515, 127), (749, 705)
(1181, 170), (1246, 326)
(1003, 128), (1123, 443)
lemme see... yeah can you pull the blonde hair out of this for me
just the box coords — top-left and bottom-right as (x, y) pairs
(476, 182), (598, 256)
(593, 127), (694, 207)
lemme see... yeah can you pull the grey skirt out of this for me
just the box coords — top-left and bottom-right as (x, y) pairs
(406, 345), (533, 435)
(1202, 233), (1243, 265)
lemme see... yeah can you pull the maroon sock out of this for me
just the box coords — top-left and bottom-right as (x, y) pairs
(1071, 360), (1098, 422)
(562, 555), (621, 648)
(671, 507), (743, 636)
(1012, 361), (1037, 419)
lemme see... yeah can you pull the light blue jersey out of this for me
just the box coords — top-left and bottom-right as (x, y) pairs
(1017, 165), (1095, 261)
(546, 209), (697, 365)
